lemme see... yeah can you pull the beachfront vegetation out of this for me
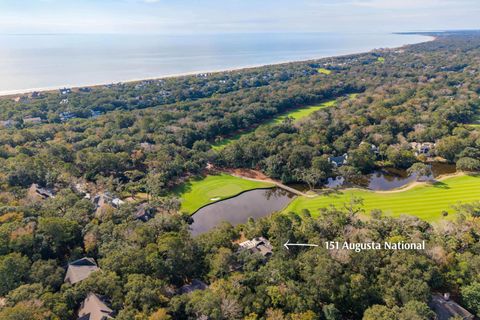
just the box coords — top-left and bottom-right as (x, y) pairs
(285, 174), (480, 222)
(1, 31), (480, 319)
(174, 174), (273, 214)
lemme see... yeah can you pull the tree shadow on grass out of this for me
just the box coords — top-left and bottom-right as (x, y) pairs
(319, 189), (344, 198)
(173, 181), (193, 195)
(173, 173), (224, 195)
(432, 181), (450, 189)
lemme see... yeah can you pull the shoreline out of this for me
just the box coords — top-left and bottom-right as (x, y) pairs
(0, 35), (436, 98)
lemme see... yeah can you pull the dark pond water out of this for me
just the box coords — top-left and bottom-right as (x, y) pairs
(290, 163), (457, 191)
(190, 188), (295, 236)
(357, 163), (456, 191)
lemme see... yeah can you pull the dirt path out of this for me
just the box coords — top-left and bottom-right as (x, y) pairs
(217, 167), (314, 197)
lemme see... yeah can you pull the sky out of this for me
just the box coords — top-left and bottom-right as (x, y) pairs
(0, 0), (479, 34)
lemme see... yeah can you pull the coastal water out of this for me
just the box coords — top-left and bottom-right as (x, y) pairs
(0, 33), (431, 95)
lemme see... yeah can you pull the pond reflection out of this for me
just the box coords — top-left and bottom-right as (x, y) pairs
(190, 188), (295, 236)
(359, 163), (456, 191)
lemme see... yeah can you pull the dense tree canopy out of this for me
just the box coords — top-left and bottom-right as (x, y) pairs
(1, 31), (480, 319)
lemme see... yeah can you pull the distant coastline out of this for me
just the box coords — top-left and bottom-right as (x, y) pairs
(0, 33), (435, 97)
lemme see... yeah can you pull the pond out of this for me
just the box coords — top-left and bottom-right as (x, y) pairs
(291, 163), (457, 191)
(359, 163), (456, 191)
(190, 188), (295, 236)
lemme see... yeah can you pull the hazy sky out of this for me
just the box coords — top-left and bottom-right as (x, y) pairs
(0, 0), (479, 34)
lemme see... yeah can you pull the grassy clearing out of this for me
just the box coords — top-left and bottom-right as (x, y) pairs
(212, 99), (337, 150)
(211, 133), (245, 150)
(377, 57), (385, 63)
(284, 175), (480, 222)
(318, 68), (332, 75)
(174, 174), (274, 214)
(269, 100), (336, 124)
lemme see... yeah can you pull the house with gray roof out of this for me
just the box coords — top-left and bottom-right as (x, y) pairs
(410, 142), (436, 157)
(29, 183), (56, 199)
(30, 91), (43, 99)
(328, 153), (348, 167)
(78, 293), (114, 320)
(92, 193), (124, 216)
(178, 279), (208, 294)
(239, 237), (273, 257)
(59, 87), (72, 95)
(65, 257), (100, 285)
(135, 203), (155, 222)
(429, 293), (474, 320)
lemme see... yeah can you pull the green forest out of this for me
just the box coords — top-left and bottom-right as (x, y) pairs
(1, 31), (480, 319)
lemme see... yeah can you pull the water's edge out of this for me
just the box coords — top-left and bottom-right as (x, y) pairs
(0, 34), (434, 97)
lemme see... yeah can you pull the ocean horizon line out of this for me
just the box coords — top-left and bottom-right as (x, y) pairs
(0, 32), (434, 97)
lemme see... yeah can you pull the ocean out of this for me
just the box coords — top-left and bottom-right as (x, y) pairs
(0, 33), (431, 95)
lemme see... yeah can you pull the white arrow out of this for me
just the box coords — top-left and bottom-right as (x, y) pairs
(283, 239), (319, 250)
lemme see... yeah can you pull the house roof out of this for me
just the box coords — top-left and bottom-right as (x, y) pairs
(239, 237), (273, 257)
(78, 293), (114, 320)
(23, 117), (42, 123)
(328, 154), (348, 166)
(0, 120), (14, 127)
(140, 142), (155, 151)
(29, 184), (55, 199)
(239, 237), (266, 250)
(93, 193), (124, 209)
(135, 203), (155, 221)
(410, 142), (435, 149)
(179, 279), (208, 294)
(429, 294), (474, 320)
(65, 257), (99, 285)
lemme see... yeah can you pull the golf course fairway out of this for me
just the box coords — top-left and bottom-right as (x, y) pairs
(212, 99), (336, 150)
(175, 174), (274, 214)
(284, 174), (480, 222)
(268, 100), (336, 125)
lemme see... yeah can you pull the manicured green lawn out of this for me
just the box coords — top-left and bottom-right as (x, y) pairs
(212, 99), (336, 150)
(174, 174), (274, 214)
(349, 93), (359, 99)
(284, 175), (480, 222)
(268, 100), (336, 124)
(211, 133), (245, 150)
(318, 68), (332, 75)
